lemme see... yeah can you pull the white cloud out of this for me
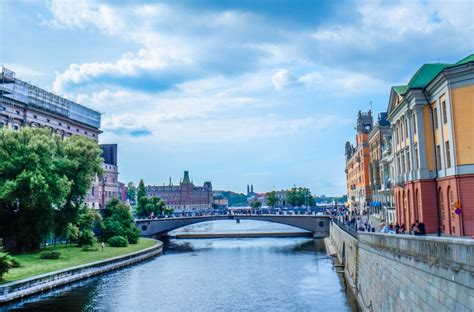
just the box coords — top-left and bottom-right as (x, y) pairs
(313, 0), (473, 43)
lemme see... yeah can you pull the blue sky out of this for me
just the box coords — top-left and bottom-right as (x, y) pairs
(1, 0), (473, 195)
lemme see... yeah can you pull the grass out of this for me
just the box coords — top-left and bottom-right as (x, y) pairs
(1, 238), (157, 284)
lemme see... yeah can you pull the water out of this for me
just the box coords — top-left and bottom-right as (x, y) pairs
(2, 221), (358, 312)
(170, 219), (310, 235)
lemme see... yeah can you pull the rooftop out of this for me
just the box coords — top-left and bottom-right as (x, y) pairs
(0, 67), (101, 129)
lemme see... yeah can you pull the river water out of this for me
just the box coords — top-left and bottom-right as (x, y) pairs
(3, 221), (358, 312)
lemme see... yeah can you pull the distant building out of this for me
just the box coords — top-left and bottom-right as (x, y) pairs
(212, 193), (229, 209)
(368, 112), (391, 221)
(345, 111), (373, 211)
(86, 144), (120, 209)
(145, 171), (212, 212)
(275, 190), (287, 207)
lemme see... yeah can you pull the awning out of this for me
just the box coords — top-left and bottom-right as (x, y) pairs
(370, 201), (382, 207)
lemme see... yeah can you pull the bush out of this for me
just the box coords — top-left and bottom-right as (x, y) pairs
(0, 253), (21, 268)
(40, 251), (61, 259)
(81, 245), (99, 252)
(77, 229), (97, 247)
(0, 253), (14, 279)
(126, 227), (141, 244)
(107, 236), (128, 247)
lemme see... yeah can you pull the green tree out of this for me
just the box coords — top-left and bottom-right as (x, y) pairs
(0, 129), (70, 251)
(250, 201), (262, 209)
(126, 182), (136, 203)
(103, 198), (140, 244)
(0, 128), (102, 252)
(54, 135), (103, 241)
(266, 191), (278, 208)
(286, 187), (315, 208)
(136, 196), (166, 218)
(75, 206), (102, 246)
(136, 179), (146, 213)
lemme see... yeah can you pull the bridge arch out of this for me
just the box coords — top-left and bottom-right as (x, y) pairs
(136, 215), (330, 238)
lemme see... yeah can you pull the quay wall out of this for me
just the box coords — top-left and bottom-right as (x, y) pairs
(328, 222), (474, 312)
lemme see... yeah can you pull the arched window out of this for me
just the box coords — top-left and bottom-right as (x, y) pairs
(416, 189), (421, 221)
(439, 188), (445, 232)
(448, 187), (455, 234)
(407, 189), (411, 224)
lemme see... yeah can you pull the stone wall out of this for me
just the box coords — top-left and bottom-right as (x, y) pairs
(329, 222), (474, 312)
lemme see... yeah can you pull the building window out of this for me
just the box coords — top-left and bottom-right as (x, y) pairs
(400, 121), (404, 141)
(406, 150), (410, 172)
(67, 125), (70, 129)
(414, 145), (419, 170)
(445, 141), (451, 168)
(33, 115), (37, 119)
(0, 122), (4, 128)
(436, 145), (442, 169)
(76, 128), (79, 132)
(439, 188), (445, 224)
(13, 125), (19, 130)
(413, 115), (416, 134)
(434, 107), (439, 129)
(442, 101), (448, 124)
(401, 153), (405, 173)
(404, 118), (408, 138)
(46, 118), (50, 122)
(59, 122), (62, 126)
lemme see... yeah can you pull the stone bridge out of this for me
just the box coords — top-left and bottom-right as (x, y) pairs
(136, 215), (330, 238)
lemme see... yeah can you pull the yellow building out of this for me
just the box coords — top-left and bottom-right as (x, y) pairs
(386, 54), (474, 236)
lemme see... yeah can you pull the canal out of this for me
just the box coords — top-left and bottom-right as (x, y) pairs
(2, 221), (358, 312)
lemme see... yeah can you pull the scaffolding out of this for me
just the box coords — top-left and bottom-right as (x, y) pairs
(0, 67), (101, 129)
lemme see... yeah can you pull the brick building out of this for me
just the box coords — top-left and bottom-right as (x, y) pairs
(345, 111), (373, 211)
(145, 171), (212, 212)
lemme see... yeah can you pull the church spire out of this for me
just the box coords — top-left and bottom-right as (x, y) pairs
(182, 170), (191, 184)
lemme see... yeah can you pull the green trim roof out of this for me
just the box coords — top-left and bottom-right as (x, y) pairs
(406, 63), (451, 89)
(453, 54), (474, 66)
(392, 85), (408, 95)
(389, 54), (474, 110)
(182, 171), (191, 184)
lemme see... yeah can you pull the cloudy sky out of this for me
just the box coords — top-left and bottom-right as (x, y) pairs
(1, 0), (473, 195)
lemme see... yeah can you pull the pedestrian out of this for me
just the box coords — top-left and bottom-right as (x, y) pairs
(101, 241), (105, 252)
(395, 223), (400, 234)
(418, 221), (426, 236)
(412, 220), (420, 235)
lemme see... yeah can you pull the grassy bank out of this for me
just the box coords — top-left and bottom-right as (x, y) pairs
(1, 238), (157, 284)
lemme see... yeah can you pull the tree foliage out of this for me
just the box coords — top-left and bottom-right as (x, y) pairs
(126, 182), (136, 204)
(103, 198), (140, 244)
(286, 187), (315, 207)
(266, 191), (278, 208)
(0, 128), (102, 252)
(250, 201), (262, 209)
(136, 196), (167, 218)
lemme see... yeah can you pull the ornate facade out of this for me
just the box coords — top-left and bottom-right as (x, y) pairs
(145, 171), (213, 212)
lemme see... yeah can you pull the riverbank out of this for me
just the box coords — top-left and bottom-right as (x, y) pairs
(0, 239), (162, 304)
(1, 239), (157, 283)
(172, 232), (312, 238)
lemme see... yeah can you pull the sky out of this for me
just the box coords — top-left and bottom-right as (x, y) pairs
(1, 0), (473, 195)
